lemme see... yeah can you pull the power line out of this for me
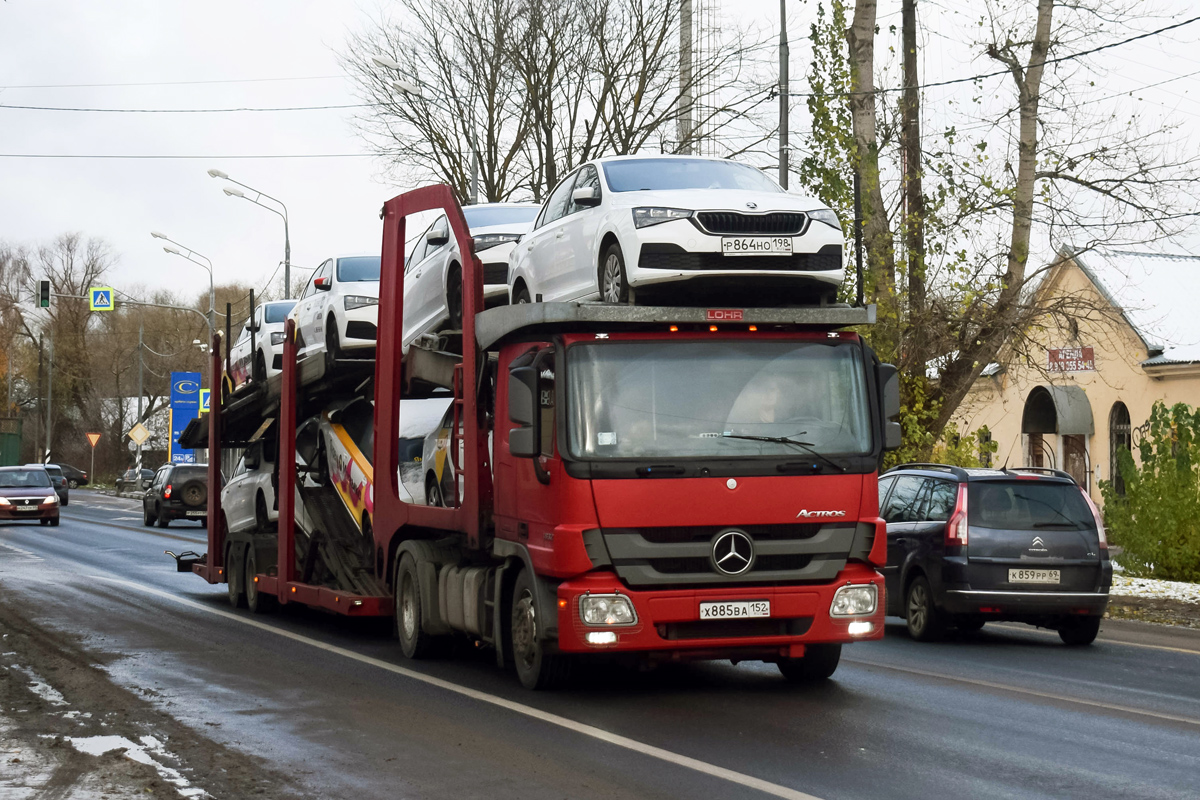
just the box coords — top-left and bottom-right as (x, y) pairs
(0, 101), (369, 113)
(0, 153), (371, 160)
(0, 75), (345, 90)
(787, 13), (1200, 98)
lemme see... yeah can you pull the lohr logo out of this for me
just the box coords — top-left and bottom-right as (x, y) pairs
(173, 379), (199, 394)
(797, 509), (847, 519)
(706, 309), (744, 321)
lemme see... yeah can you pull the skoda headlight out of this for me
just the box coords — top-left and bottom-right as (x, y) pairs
(579, 594), (637, 626)
(270, 332), (286, 346)
(344, 295), (378, 311)
(472, 233), (521, 251)
(44, 495), (58, 505)
(808, 208), (842, 231)
(632, 207), (693, 229)
(830, 584), (877, 617)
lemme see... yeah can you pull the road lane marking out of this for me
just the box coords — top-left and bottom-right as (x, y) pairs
(60, 513), (206, 545)
(987, 622), (1200, 657)
(94, 576), (823, 800)
(845, 657), (1200, 727)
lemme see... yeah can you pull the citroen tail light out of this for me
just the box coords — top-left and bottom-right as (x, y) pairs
(1080, 488), (1108, 550)
(945, 483), (969, 546)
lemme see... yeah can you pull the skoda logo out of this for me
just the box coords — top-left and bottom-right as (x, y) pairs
(711, 529), (754, 576)
(745, 201), (758, 210)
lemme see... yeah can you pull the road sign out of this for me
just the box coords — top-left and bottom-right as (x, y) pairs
(89, 287), (114, 311)
(85, 432), (101, 447)
(127, 422), (151, 446)
(199, 388), (210, 413)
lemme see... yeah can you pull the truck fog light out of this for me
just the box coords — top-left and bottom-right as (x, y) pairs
(579, 594), (637, 626)
(847, 621), (874, 636)
(830, 584), (877, 617)
(586, 631), (618, 645)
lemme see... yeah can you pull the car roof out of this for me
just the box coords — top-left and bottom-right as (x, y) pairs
(2, 465), (40, 471)
(882, 463), (1078, 485)
(22, 463), (50, 469)
(463, 201), (541, 210)
(589, 153), (749, 165)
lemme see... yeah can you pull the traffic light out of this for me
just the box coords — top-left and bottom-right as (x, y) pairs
(36, 280), (51, 308)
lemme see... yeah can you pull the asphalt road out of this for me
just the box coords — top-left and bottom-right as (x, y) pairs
(2, 490), (1198, 799)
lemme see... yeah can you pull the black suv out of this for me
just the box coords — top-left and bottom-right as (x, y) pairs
(143, 464), (210, 527)
(880, 464), (1111, 645)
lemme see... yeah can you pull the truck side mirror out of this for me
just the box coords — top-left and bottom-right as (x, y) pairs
(508, 365), (540, 458)
(879, 363), (902, 451)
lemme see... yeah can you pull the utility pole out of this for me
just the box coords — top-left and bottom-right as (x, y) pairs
(44, 328), (53, 461)
(34, 335), (42, 462)
(678, 0), (694, 154)
(901, 0), (925, 341)
(137, 317), (144, 475)
(779, 0), (789, 189)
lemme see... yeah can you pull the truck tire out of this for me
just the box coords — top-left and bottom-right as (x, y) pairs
(226, 539), (245, 609)
(1058, 615), (1101, 646)
(395, 553), (437, 659)
(510, 569), (572, 690)
(905, 575), (945, 642)
(245, 546), (277, 614)
(777, 643), (841, 682)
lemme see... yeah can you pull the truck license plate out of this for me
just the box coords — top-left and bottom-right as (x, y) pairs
(721, 237), (792, 256)
(185, 510), (205, 517)
(1009, 568), (1060, 584)
(699, 600), (771, 619)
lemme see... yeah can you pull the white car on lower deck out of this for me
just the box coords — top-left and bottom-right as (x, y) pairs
(507, 155), (845, 307)
(290, 254), (380, 365)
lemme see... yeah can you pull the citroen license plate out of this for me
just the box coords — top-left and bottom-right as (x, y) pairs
(699, 600), (770, 619)
(721, 237), (792, 256)
(1009, 568), (1060, 584)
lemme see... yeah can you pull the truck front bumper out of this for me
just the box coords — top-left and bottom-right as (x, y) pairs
(555, 562), (884, 657)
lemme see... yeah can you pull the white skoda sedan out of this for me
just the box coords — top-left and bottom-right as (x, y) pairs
(227, 300), (296, 391)
(290, 254), (380, 366)
(507, 155), (845, 307)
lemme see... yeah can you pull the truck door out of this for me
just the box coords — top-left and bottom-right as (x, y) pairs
(499, 346), (562, 550)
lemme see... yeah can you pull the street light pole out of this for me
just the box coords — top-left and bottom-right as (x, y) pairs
(207, 170), (292, 297)
(137, 316), (144, 475)
(150, 232), (215, 346)
(779, 0), (789, 189)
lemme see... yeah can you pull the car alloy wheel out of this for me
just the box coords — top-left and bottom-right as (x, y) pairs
(602, 252), (624, 303)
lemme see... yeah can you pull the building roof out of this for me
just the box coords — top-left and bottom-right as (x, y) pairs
(1068, 248), (1200, 365)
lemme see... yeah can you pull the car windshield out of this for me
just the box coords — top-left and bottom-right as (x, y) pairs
(566, 339), (872, 460)
(264, 302), (296, 323)
(602, 158), (783, 193)
(968, 482), (1095, 530)
(337, 256), (381, 282)
(0, 469), (52, 488)
(462, 206), (539, 230)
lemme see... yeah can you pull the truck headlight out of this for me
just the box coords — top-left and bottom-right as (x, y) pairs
(830, 584), (877, 617)
(632, 207), (693, 228)
(270, 331), (286, 345)
(344, 295), (378, 311)
(579, 594), (637, 626)
(807, 208), (841, 230)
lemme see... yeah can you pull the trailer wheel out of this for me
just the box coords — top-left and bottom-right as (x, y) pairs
(226, 539), (245, 609)
(245, 546), (277, 614)
(510, 569), (572, 690)
(395, 553), (436, 659)
(777, 644), (841, 682)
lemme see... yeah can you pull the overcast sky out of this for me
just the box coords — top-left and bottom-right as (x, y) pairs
(2, 0), (1197, 306)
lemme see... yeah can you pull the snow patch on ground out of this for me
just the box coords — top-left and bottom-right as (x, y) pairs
(9, 666), (68, 707)
(1110, 575), (1200, 605)
(67, 734), (207, 798)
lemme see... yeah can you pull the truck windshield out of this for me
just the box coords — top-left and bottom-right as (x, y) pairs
(566, 339), (872, 460)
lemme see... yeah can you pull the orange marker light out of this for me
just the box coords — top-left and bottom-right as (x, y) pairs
(709, 325), (718, 332)
(669, 325), (679, 332)
(748, 325), (758, 332)
(558, 599), (567, 608)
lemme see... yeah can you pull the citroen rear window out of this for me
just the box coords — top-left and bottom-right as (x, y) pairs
(968, 481), (1094, 530)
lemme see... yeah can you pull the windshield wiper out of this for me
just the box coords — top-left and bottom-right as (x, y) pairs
(719, 433), (847, 473)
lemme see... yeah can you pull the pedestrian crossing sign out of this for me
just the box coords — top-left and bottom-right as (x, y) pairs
(199, 389), (210, 413)
(89, 287), (114, 311)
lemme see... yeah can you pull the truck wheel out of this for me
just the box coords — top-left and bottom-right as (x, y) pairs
(395, 553), (437, 659)
(777, 643), (841, 682)
(511, 569), (572, 690)
(906, 575), (945, 642)
(245, 546), (277, 614)
(226, 539), (245, 609)
(600, 243), (631, 304)
(1058, 615), (1101, 646)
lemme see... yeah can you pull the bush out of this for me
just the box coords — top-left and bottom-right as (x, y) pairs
(1100, 401), (1200, 582)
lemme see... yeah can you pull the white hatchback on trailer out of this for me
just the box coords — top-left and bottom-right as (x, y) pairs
(506, 154), (845, 307)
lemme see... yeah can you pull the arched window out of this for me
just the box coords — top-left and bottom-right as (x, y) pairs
(1109, 402), (1132, 496)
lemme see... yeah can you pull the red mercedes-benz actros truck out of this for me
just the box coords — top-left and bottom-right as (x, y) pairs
(177, 184), (901, 689)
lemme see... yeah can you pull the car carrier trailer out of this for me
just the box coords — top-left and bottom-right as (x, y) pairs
(175, 184), (902, 689)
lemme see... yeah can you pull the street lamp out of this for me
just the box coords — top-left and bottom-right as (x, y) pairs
(151, 232), (215, 346)
(207, 170), (293, 297)
(372, 55), (480, 204)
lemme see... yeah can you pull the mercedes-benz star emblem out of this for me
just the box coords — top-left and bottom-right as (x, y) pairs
(711, 530), (754, 576)
(745, 201), (758, 209)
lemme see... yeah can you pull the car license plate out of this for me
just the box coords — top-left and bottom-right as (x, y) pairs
(15, 505), (36, 512)
(721, 237), (792, 256)
(185, 510), (205, 517)
(1009, 568), (1060, 584)
(699, 600), (771, 619)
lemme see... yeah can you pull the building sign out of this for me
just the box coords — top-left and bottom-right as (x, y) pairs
(169, 371), (202, 464)
(1048, 347), (1096, 373)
